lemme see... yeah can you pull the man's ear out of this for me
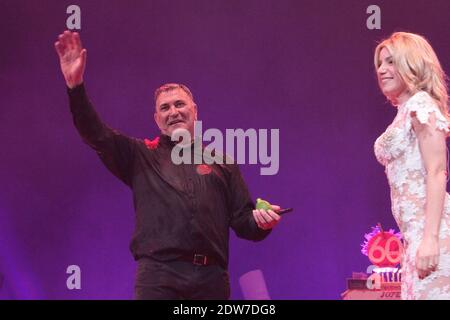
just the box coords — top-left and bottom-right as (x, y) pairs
(154, 112), (160, 129)
(194, 104), (198, 120)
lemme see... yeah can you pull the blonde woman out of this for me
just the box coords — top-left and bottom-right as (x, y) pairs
(374, 32), (450, 299)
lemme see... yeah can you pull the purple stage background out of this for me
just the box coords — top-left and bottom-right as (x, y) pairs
(1, 0), (449, 299)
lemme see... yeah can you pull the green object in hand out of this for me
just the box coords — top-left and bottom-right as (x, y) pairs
(256, 198), (273, 211)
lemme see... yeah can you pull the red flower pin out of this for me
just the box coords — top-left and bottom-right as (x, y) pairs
(144, 137), (160, 150)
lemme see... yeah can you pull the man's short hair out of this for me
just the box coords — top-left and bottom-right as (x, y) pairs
(154, 83), (195, 103)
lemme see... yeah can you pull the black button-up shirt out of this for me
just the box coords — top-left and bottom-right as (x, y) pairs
(68, 84), (271, 269)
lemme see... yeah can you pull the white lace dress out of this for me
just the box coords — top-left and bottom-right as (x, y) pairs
(374, 91), (450, 299)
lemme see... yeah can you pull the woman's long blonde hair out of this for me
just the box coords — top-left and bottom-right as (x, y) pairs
(374, 32), (449, 118)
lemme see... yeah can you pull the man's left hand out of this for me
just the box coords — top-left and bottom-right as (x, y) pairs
(253, 205), (282, 230)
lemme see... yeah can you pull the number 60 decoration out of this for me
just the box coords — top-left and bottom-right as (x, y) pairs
(361, 224), (403, 267)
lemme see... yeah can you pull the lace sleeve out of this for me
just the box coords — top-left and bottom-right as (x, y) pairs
(406, 91), (449, 133)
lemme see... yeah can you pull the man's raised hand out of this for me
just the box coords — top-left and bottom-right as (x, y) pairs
(54, 31), (87, 89)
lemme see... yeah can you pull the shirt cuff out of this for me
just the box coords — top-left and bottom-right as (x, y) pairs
(67, 82), (85, 95)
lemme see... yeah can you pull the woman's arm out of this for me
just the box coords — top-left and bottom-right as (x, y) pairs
(412, 111), (447, 278)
